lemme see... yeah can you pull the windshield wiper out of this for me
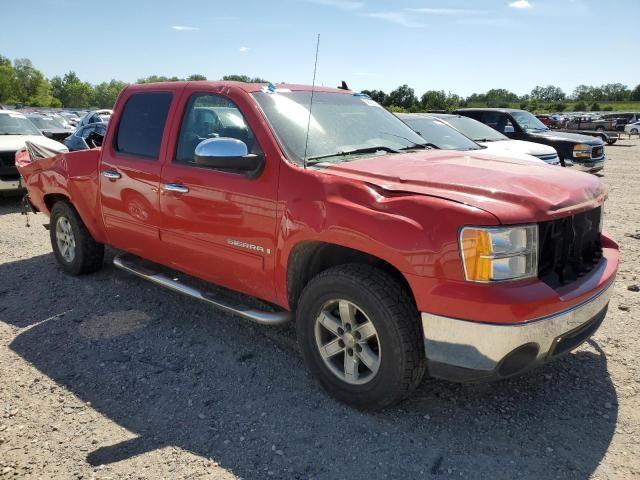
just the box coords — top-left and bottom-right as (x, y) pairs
(307, 145), (400, 164)
(474, 138), (499, 142)
(399, 142), (438, 150)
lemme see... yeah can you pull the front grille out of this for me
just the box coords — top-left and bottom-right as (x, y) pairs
(0, 150), (18, 177)
(538, 207), (602, 289)
(591, 146), (604, 159)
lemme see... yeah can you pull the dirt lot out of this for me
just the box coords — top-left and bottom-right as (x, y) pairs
(1, 140), (639, 480)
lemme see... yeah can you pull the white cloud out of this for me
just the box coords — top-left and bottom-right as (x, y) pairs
(406, 8), (488, 15)
(508, 0), (532, 8)
(239, 47), (250, 53)
(170, 25), (199, 31)
(358, 11), (424, 28)
(305, 0), (364, 10)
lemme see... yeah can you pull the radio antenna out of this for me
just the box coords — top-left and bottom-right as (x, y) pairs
(303, 34), (320, 169)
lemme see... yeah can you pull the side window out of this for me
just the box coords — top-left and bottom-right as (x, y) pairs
(482, 112), (513, 134)
(175, 93), (260, 164)
(115, 92), (173, 159)
(79, 126), (94, 138)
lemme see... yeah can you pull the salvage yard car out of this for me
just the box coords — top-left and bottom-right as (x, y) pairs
(454, 108), (606, 171)
(399, 112), (561, 165)
(17, 81), (619, 409)
(0, 110), (67, 193)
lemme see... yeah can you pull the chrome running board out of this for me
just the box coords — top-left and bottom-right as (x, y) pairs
(113, 254), (291, 326)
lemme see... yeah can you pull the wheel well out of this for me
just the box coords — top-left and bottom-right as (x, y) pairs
(43, 193), (70, 212)
(286, 241), (414, 312)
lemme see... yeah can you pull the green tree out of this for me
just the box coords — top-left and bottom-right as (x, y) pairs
(0, 55), (14, 103)
(136, 75), (181, 84)
(222, 74), (268, 83)
(387, 84), (416, 110)
(420, 90), (447, 110)
(12, 58), (48, 104)
(92, 79), (127, 108)
(530, 85), (565, 102)
(631, 84), (640, 101)
(53, 71), (93, 107)
(590, 102), (601, 112)
(187, 74), (207, 81)
(551, 102), (567, 112)
(601, 83), (630, 101)
(484, 88), (519, 107)
(574, 100), (587, 111)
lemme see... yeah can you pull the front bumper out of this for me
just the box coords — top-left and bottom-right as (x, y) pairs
(0, 177), (24, 192)
(573, 157), (605, 172)
(421, 279), (614, 382)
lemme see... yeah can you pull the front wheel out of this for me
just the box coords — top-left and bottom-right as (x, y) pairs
(50, 201), (104, 275)
(632, 128), (639, 135)
(296, 264), (426, 410)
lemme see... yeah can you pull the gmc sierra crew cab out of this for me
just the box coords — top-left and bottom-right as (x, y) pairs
(17, 81), (619, 409)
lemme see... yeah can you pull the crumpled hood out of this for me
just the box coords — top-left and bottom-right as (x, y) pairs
(0, 135), (68, 153)
(529, 130), (603, 145)
(322, 150), (606, 224)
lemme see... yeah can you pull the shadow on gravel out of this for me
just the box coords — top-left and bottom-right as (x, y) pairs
(3, 254), (618, 480)
(0, 195), (23, 215)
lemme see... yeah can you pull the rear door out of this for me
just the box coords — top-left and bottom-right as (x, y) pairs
(100, 89), (180, 259)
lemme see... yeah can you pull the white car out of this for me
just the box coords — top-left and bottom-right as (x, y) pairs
(625, 120), (640, 136)
(430, 113), (561, 165)
(0, 111), (68, 193)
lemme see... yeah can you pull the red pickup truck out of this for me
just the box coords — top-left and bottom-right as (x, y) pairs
(17, 81), (618, 409)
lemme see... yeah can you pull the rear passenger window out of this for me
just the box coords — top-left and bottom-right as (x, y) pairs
(115, 92), (173, 158)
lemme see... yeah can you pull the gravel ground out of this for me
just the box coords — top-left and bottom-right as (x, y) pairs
(1, 140), (639, 480)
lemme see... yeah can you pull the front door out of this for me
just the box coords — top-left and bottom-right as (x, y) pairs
(100, 90), (177, 258)
(158, 90), (279, 303)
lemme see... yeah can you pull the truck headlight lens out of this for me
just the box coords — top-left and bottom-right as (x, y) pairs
(459, 225), (538, 282)
(573, 144), (592, 158)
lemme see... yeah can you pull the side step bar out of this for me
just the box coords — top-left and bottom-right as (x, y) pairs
(113, 254), (291, 326)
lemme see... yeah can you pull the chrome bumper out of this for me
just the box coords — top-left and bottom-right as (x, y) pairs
(573, 157), (605, 172)
(421, 281), (614, 381)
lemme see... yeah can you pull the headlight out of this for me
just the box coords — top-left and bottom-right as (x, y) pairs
(573, 144), (592, 158)
(459, 225), (538, 282)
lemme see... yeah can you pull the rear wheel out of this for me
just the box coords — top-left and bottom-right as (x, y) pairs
(296, 264), (426, 410)
(50, 201), (104, 275)
(632, 128), (639, 135)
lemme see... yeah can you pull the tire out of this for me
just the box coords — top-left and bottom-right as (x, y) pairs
(50, 201), (104, 275)
(632, 128), (639, 135)
(296, 264), (426, 410)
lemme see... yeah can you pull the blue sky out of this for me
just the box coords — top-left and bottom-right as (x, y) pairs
(1, 0), (638, 97)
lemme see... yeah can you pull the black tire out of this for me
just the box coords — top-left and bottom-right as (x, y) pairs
(296, 264), (426, 410)
(632, 128), (639, 135)
(50, 201), (104, 275)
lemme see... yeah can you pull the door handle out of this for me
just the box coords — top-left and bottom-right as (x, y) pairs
(102, 170), (121, 180)
(162, 183), (189, 194)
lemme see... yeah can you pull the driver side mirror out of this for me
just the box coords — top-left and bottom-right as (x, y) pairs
(194, 137), (264, 178)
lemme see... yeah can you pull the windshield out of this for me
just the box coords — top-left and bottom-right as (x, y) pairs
(252, 91), (426, 165)
(511, 110), (548, 132)
(28, 116), (65, 129)
(402, 117), (481, 150)
(440, 116), (507, 142)
(0, 113), (42, 135)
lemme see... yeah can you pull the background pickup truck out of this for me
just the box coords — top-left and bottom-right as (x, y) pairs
(17, 81), (619, 409)
(454, 108), (607, 171)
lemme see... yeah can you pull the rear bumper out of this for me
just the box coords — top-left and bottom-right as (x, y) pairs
(421, 279), (614, 382)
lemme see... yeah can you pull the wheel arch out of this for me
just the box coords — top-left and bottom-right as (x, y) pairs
(286, 241), (415, 312)
(43, 192), (108, 244)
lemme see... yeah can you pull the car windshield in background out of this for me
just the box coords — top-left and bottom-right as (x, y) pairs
(28, 116), (66, 129)
(511, 111), (549, 132)
(252, 91), (427, 166)
(444, 116), (508, 142)
(0, 113), (42, 135)
(402, 117), (481, 150)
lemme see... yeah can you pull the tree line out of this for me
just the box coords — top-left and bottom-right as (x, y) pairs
(1, 53), (639, 112)
(363, 82), (640, 113)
